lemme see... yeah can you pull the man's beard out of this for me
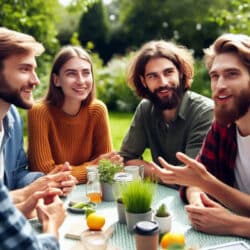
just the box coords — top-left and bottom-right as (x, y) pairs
(0, 72), (33, 109)
(214, 88), (250, 126)
(146, 85), (184, 110)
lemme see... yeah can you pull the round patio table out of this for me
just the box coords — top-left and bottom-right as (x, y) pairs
(31, 183), (250, 250)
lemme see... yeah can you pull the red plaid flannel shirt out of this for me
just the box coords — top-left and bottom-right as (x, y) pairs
(180, 121), (237, 203)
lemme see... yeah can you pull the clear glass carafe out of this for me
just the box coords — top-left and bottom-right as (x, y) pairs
(86, 171), (102, 203)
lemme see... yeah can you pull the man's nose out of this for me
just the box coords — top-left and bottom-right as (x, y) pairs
(215, 76), (227, 90)
(30, 71), (40, 86)
(159, 74), (168, 85)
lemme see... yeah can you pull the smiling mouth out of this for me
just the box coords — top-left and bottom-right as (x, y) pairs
(216, 94), (231, 101)
(72, 87), (86, 93)
(21, 87), (33, 96)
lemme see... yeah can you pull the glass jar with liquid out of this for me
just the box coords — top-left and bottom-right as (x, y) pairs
(86, 171), (102, 203)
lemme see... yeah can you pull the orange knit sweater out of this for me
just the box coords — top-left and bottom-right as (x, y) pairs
(27, 100), (113, 183)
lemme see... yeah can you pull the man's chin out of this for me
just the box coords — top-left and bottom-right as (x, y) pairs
(14, 99), (33, 109)
(215, 109), (238, 126)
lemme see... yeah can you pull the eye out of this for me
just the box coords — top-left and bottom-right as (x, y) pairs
(210, 73), (218, 81)
(20, 66), (29, 73)
(146, 73), (157, 80)
(164, 68), (174, 76)
(66, 71), (77, 76)
(226, 71), (238, 78)
(82, 70), (91, 76)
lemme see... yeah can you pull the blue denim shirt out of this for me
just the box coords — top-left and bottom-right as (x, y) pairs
(2, 105), (44, 190)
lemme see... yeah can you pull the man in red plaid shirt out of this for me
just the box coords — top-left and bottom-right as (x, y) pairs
(152, 33), (250, 238)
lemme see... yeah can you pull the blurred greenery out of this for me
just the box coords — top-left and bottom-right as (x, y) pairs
(2, 0), (249, 109)
(2, 0), (249, 164)
(95, 52), (141, 112)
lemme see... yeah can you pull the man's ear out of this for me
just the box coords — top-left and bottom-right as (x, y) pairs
(52, 73), (60, 87)
(140, 75), (147, 88)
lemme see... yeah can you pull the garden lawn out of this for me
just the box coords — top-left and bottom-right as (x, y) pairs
(109, 112), (151, 162)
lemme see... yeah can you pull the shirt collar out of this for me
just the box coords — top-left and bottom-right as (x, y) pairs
(3, 106), (15, 134)
(178, 91), (190, 121)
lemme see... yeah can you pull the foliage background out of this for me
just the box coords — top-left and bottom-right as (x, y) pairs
(1, 0), (250, 150)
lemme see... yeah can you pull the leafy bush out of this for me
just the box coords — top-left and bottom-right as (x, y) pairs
(95, 52), (141, 112)
(192, 59), (211, 98)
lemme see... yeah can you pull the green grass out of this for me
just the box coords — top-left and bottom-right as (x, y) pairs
(109, 112), (151, 161)
(109, 112), (133, 151)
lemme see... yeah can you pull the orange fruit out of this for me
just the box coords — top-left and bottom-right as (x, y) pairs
(160, 232), (185, 249)
(86, 213), (105, 230)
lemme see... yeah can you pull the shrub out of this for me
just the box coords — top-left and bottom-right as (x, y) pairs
(95, 53), (140, 112)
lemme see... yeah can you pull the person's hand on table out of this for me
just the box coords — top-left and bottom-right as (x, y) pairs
(48, 162), (78, 196)
(23, 163), (77, 198)
(36, 194), (66, 239)
(96, 151), (124, 165)
(186, 193), (238, 235)
(16, 188), (63, 219)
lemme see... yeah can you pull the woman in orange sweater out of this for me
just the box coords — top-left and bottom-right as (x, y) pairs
(27, 46), (122, 183)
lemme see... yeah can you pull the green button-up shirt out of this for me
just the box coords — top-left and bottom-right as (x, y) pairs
(120, 91), (214, 165)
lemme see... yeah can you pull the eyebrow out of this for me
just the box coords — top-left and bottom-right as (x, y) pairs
(209, 67), (240, 75)
(18, 63), (37, 69)
(145, 66), (176, 77)
(64, 68), (90, 73)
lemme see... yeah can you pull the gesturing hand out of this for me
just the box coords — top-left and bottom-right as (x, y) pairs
(36, 195), (66, 239)
(150, 152), (209, 187)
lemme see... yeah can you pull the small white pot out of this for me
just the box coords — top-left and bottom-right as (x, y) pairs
(153, 214), (172, 234)
(125, 209), (153, 233)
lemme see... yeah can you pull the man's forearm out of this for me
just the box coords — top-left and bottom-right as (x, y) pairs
(201, 174), (250, 216)
(229, 213), (250, 238)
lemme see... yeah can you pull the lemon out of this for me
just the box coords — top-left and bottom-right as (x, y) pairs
(86, 213), (105, 230)
(161, 232), (185, 249)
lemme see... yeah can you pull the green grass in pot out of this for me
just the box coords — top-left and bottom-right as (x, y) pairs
(120, 178), (156, 213)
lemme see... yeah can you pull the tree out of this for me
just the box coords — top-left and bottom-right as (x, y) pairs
(78, 0), (110, 62)
(211, 0), (250, 34)
(0, 0), (62, 77)
(109, 0), (229, 57)
(57, 0), (98, 46)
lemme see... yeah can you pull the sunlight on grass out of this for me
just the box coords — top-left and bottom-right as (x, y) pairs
(109, 112), (151, 162)
(109, 112), (133, 151)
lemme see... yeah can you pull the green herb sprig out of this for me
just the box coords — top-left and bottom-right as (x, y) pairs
(98, 159), (123, 184)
